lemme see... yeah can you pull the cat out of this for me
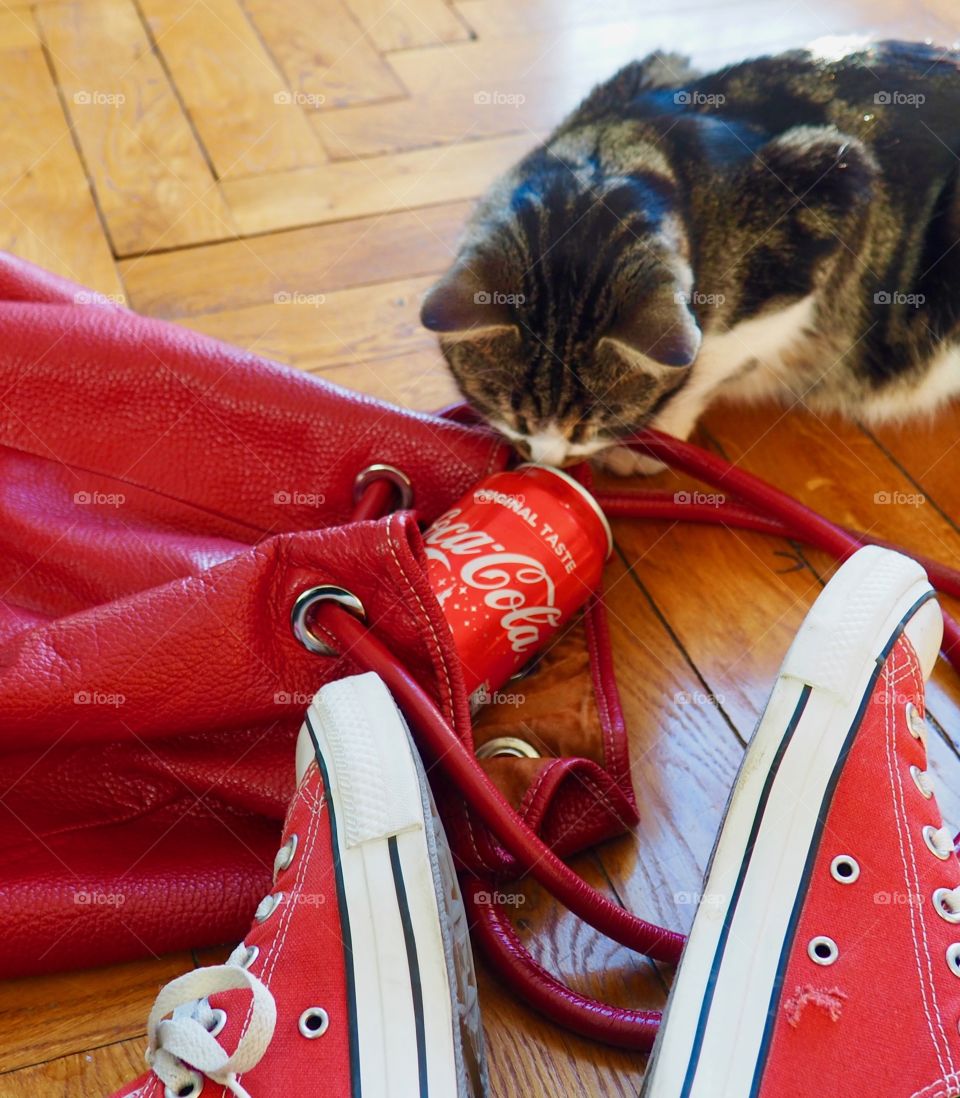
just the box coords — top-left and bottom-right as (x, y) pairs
(420, 40), (960, 474)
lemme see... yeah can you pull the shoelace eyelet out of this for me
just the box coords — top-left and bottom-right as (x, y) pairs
(934, 888), (960, 925)
(254, 893), (283, 923)
(274, 834), (299, 877)
(912, 764), (934, 799)
(830, 855), (860, 884)
(298, 1006), (330, 1038)
(906, 701), (928, 745)
(808, 936), (839, 966)
(924, 825), (954, 862)
(947, 943), (960, 977)
(237, 944), (259, 970)
(203, 1007), (227, 1038)
(164, 1073), (202, 1098)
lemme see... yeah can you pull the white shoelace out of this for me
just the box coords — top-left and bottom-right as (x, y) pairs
(146, 944), (277, 1098)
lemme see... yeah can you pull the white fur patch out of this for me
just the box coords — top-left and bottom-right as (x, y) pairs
(860, 340), (960, 423)
(806, 34), (874, 63)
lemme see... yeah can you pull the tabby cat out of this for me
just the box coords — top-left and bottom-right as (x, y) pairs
(421, 40), (960, 473)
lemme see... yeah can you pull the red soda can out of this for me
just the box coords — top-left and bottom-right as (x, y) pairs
(422, 464), (612, 703)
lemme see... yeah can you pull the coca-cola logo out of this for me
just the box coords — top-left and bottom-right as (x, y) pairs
(424, 509), (562, 654)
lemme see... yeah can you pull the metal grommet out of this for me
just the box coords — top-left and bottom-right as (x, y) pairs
(948, 942), (960, 977)
(298, 1006), (330, 1038)
(254, 892), (283, 924)
(912, 765), (934, 799)
(475, 736), (541, 760)
(808, 936), (839, 966)
(830, 855), (860, 884)
(906, 702), (927, 744)
(353, 464), (413, 511)
(164, 1073), (202, 1098)
(274, 834), (299, 877)
(925, 825), (953, 862)
(934, 888), (960, 925)
(237, 944), (259, 970)
(204, 1007), (227, 1038)
(291, 586), (367, 657)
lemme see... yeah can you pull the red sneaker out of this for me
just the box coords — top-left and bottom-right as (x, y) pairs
(109, 672), (487, 1098)
(643, 545), (955, 1098)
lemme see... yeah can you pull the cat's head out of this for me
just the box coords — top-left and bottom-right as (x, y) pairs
(421, 131), (701, 465)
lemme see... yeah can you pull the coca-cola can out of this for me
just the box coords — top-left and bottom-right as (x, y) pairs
(422, 464), (612, 704)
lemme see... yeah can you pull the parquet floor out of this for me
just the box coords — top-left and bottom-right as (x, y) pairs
(2, 0), (960, 1094)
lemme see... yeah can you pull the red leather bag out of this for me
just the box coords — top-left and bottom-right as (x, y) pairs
(0, 255), (659, 1004)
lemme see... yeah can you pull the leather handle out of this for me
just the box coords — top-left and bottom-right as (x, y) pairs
(314, 603), (686, 966)
(464, 877), (662, 1051)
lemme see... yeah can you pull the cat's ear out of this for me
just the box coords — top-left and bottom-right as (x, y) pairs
(600, 287), (702, 368)
(420, 262), (519, 337)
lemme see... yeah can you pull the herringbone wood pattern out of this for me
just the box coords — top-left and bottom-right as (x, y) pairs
(1, 0), (960, 1094)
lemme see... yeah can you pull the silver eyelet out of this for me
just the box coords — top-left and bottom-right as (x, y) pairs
(808, 936), (839, 966)
(947, 942), (960, 977)
(912, 765), (934, 799)
(237, 943), (259, 970)
(934, 888), (960, 925)
(830, 855), (860, 884)
(475, 736), (541, 760)
(274, 834), (299, 876)
(164, 1073), (203, 1098)
(291, 586), (366, 657)
(924, 825), (953, 861)
(353, 464), (413, 510)
(204, 1007), (227, 1038)
(298, 1006), (330, 1038)
(906, 702), (927, 744)
(254, 892), (283, 923)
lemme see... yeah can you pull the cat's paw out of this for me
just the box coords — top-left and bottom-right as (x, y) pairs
(593, 445), (667, 477)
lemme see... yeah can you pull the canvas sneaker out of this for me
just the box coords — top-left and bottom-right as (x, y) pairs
(110, 671), (487, 1098)
(642, 544), (960, 1098)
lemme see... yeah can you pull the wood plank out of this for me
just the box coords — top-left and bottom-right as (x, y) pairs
(315, 11), (873, 159)
(120, 201), (469, 317)
(138, 0), (325, 178)
(183, 274), (437, 371)
(38, 0), (236, 256)
(347, 0), (470, 51)
(312, 349), (460, 411)
(0, 24), (122, 294)
(241, 0), (403, 110)
(0, 952), (192, 1073)
(221, 132), (537, 235)
(0, 1037), (146, 1095)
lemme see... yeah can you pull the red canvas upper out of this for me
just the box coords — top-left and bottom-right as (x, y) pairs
(111, 756), (353, 1098)
(759, 634), (960, 1097)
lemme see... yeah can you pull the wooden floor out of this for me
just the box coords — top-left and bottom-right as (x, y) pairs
(2, 0), (960, 1093)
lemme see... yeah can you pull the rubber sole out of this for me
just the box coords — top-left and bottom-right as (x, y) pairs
(641, 546), (941, 1098)
(296, 672), (488, 1098)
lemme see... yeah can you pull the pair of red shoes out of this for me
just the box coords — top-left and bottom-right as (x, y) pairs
(110, 545), (960, 1097)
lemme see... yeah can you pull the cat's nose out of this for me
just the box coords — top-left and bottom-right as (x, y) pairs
(524, 430), (570, 467)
